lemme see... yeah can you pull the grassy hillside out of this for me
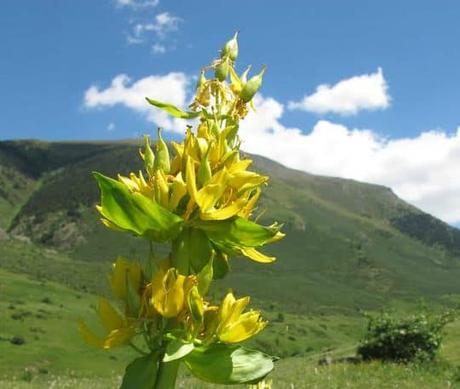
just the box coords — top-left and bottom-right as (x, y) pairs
(1, 265), (459, 388)
(2, 139), (460, 387)
(1, 139), (460, 314)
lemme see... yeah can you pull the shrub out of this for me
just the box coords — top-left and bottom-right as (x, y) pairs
(357, 309), (455, 363)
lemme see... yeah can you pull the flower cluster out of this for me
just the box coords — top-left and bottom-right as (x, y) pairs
(80, 33), (284, 388)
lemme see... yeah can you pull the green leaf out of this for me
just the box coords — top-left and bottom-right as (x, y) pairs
(184, 344), (275, 385)
(145, 98), (200, 119)
(195, 217), (281, 254)
(94, 172), (183, 242)
(197, 255), (213, 294)
(171, 227), (213, 274)
(120, 353), (159, 389)
(163, 339), (195, 362)
(211, 249), (229, 280)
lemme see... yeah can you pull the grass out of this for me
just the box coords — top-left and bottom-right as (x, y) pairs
(1, 265), (460, 388)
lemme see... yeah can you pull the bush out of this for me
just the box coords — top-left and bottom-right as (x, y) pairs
(357, 309), (455, 363)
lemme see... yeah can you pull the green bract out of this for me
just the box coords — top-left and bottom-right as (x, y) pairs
(94, 172), (183, 242)
(145, 98), (200, 119)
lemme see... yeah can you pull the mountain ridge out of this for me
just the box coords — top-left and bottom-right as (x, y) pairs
(1, 139), (459, 313)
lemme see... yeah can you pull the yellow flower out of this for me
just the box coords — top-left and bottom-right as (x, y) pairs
(118, 171), (153, 198)
(109, 257), (142, 302)
(215, 292), (266, 343)
(79, 298), (136, 349)
(249, 379), (273, 389)
(150, 262), (196, 318)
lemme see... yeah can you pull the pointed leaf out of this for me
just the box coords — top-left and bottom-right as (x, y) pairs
(146, 97), (200, 119)
(120, 353), (159, 389)
(197, 255), (213, 295)
(94, 172), (183, 242)
(184, 344), (274, 384)
(195, 217), (283, 259)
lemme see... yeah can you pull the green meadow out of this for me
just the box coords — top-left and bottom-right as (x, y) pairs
(1, 140), (460, 387)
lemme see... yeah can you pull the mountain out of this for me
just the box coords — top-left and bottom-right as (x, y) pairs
(1, 139), (460, 314)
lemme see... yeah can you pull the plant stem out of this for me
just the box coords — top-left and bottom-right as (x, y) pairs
(154, 358), (180, 389)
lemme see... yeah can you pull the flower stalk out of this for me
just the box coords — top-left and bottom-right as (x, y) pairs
(80, 33), (284, 388)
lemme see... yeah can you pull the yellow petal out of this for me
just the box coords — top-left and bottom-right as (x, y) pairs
(241, 248), (275, 264)
(98, 298), (124, 332)
(227, 296), (250, 325)
(227, 159), (252, 174)
(196, 184), (224, 211)
(229, 171), (268, 192)
(103, 327), (136, 349)
(169, 173), (187, 211)
(267, 230), (286, 243)
(154, 170), (169, 208)
(218, 292), (236, 324)
(109, 257), (142, 301)
(118, 174), (139, 192)
(79, 320), (104, 349)
(201, 196), (247, 221)
(186, 157), (198, 202)
(151, 268), (186, 318)
(100, 217), (123, 231)
(238, 189), (261, 219)
(219, 311), (266, 343)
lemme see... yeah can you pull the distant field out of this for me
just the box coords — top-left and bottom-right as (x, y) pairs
(1, 267), (460, 388)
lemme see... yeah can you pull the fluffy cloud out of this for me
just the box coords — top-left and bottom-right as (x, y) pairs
(83, 73), (190, 133)
(288, 68), (390, 115)
(127, 12), (181, 46)
(116, 0), (159, 8)
(241, 96), (460, 224)
(83, 74), (459, 224)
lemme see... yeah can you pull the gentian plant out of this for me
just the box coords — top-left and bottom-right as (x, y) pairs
(80, 33), (285, 388)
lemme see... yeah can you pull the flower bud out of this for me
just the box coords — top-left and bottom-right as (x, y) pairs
(240, 66), (266, 103)
(241, 65), (251, 84)
(215, 58), (229, 82)
(151, 267), (186, 318)
(139, 135), (155, 177)
(196, 70), (206, 90)
(197, 152), (212, 187)
(187, 286), (204, 327)
(154, 128), (170, 174)
(221, 32), (239, 61)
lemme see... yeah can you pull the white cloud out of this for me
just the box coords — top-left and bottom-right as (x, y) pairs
(107, 122), (116, 132)
(152, 43), (166, 54)
(288, 68), (390, 115)
(127, 12), (181, 45)
(83, 74), (459, 224)
(84, 73), (190, 133)
(116, 0), (159, 8)
(241, 95), (460, 224)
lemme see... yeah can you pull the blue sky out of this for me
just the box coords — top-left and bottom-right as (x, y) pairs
(1, 0), (460, 224)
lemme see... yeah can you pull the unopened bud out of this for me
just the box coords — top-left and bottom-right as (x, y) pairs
(215, 58), (229, 82)
(154, 128), (170, 174)
(139, 135), (155, 177)
(196, 70), (206, 90)
(240, 66), (266, 103)
(221, 32), (239, 61)
(187, 286), (204, 326)
(241, 65), (251, 84)
(197, 153), (212, 187)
